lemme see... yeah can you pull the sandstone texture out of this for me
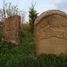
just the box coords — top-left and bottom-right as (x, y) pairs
(3, 15), (21, 46)
(34, 10), (67, 55)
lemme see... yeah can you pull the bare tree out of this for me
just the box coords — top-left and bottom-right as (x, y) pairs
(0, 1), (25, 23)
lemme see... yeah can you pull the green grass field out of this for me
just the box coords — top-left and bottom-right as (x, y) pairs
(0, 28), (67, 67)
(0, 30), (37, 67)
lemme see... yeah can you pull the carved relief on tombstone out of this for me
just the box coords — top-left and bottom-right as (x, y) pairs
(34, 10), (67, 55)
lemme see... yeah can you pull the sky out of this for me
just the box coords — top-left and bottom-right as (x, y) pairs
(0, 0), (67, 21)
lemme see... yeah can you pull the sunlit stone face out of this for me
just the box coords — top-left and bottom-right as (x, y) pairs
(35, 10), (67, 55)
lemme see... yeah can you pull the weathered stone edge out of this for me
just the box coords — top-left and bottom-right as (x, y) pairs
(34, 10), (67, 25)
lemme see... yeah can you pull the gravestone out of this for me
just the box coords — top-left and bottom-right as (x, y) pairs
(3, 15), (21, 47)
(34, 10), (67, 55)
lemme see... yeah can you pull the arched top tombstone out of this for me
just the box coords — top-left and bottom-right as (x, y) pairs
(34, 10), (67, 55)
(35, 10), (67, 25)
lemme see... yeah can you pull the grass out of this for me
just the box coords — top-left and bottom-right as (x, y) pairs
(0, 29), (36, 67)
(0, 28), (67, 67)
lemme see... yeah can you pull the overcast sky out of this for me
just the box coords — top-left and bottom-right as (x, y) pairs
(0, 0), (67, 21)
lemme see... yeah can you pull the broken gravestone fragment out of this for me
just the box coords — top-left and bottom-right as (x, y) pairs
(3, 15), (21, 47)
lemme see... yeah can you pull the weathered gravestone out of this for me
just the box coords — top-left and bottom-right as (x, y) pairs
(34, 10), (67, 55)
(3, 15), (21, 47)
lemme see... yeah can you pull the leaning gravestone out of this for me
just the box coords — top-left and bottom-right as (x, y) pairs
(3, 15), (21, 47)
(34, 10), (67, 55)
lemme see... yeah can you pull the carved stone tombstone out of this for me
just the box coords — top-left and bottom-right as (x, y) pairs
(34, 10), (67, 55)
(3, 15), (21, 47)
